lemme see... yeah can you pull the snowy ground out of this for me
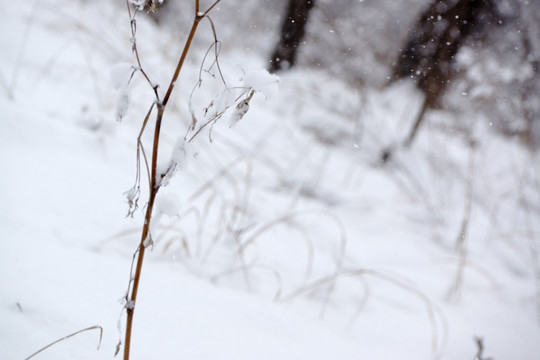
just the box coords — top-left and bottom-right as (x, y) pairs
(1, 1), (540, 359)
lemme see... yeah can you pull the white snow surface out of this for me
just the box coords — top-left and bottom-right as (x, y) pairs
(241, 69), (280, 100)
(1, 1), (539, 360)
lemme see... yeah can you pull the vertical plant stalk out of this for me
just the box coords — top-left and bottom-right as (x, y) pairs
(122, 1), (221, 359)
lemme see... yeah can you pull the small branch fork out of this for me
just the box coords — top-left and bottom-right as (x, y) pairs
(120, 1), (222, 359)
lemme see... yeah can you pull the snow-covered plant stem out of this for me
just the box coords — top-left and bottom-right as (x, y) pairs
(122, 1), (221, 359)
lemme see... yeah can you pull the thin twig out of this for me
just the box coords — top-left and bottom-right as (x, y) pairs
(125, 0), (160, 100)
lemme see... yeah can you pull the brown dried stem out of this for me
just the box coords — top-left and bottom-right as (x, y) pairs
(122, 1), (222, 359)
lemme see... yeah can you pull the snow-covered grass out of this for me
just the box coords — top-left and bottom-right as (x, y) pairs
(1, 1), (539, 359)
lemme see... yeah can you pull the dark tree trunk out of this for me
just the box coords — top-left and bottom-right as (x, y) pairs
(392, 0), (497, 146)
(268, 0), (316, 73)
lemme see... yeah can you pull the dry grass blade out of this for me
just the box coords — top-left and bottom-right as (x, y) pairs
(448, 138), (476, 302)
(239, 209), (347, 313)
(189, 157), (246, 202)
(1, 69), (13, 99)
(7, 0), (40, 100)
(240, 209), (347, 260)
(281, 268), (448, 360)
(25, 325), (103, 360)
(521, 150), (540, 324)
(211, 263), (284, 301)
(239, 215), (315, 285)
